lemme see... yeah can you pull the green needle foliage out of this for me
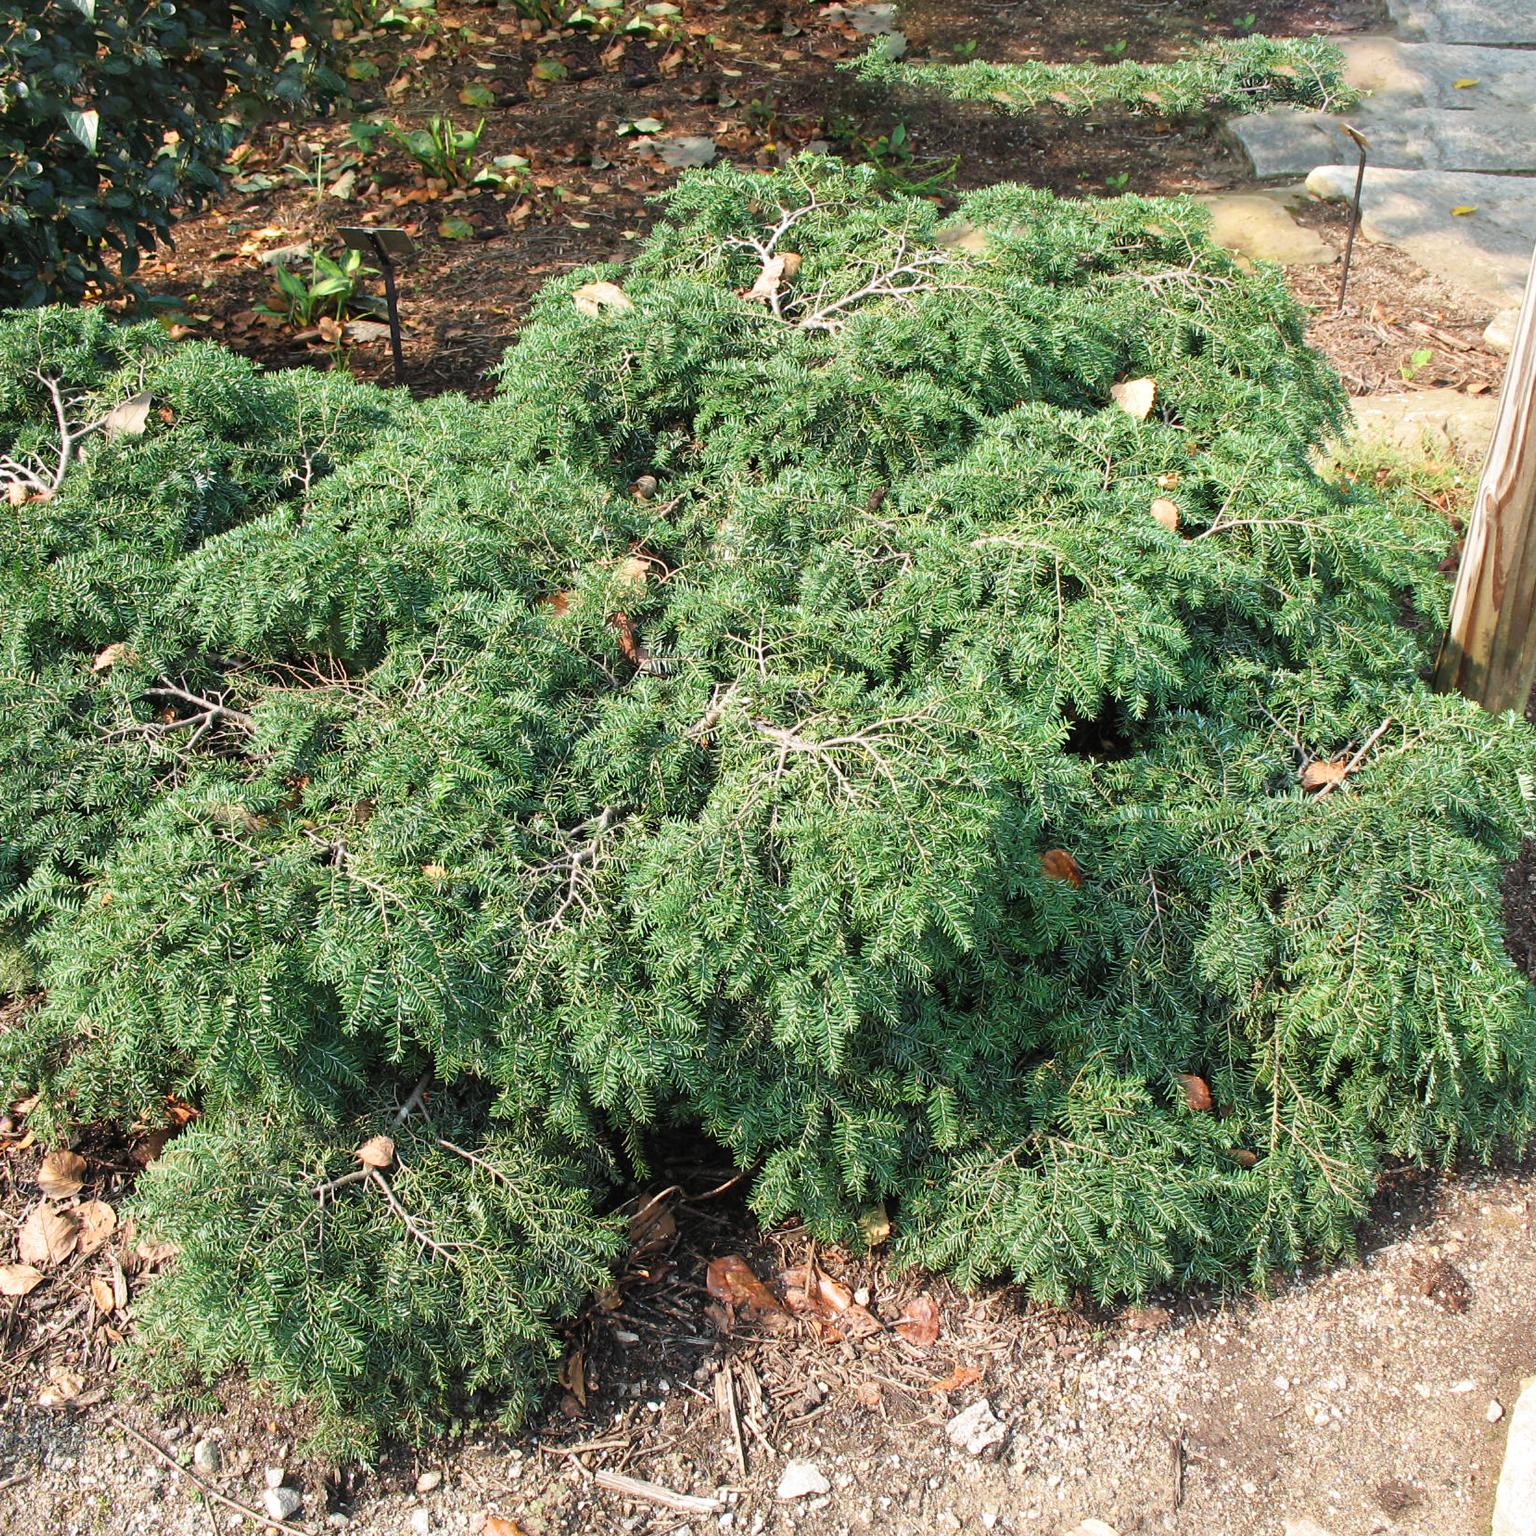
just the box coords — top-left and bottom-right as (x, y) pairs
(0, 160), (1532, 1446)
(850, 34), (1356, 118)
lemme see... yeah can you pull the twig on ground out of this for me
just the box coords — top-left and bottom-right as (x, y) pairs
(106, 1416), (310, 1536)
(593, 1469), (724, 1516)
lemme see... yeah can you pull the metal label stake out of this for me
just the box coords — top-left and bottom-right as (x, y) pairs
(338, 226), (416, 386)
(1333, 124), (1370, 319)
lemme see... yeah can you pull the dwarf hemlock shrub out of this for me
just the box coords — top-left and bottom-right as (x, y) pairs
(0, 1), (337, 308)
(850, 33), (1357, 119)
(1, 161), (1533, 1449)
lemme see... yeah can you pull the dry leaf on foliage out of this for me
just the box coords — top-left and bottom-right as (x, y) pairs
(1110, 378), (1155, 420)
(895, 1293), (941, 1349)
(354, 1135), (395, 1168)
(484, 1515), (529, 1536)
(133, 1237), (179, 1268)
(75, 1199), (117, 1256)
(1157, 472), (1181, 490)
(616, 555), (650, 587)
(110, 1256), (129, 1310)
(90, 1274), (116, 1314)
(18, 1205), (79, 1267)
(37, 1149), (87, 1198)
(740, 254), (788, 304)
(131, 1128), (173, 1165)
(572, 281), (633, 316)
(1040, 849), (1083, 887)
(1150, 497), (1179, 531)
(705, 1254), (787, 1319)
(90, 641), (136, 672)
(1175, 1073), (1213, 1112)
(857, 1202), (891, 1247)
(1300, 758), (1349, 790)
(5, 481), (28, 506)
(104, 393), (153, 439)
(1229, 1148), (1259, 1168)
(609, 612), (652, 670)
(0, 1263), (44, 1296)
(630, 474), (659, 501)
(927, 1363), (982, 1395)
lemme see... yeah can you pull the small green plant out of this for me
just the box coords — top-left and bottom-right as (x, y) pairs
(1234, 12), (1258, 30)
(1400, 347), (1435, 382)
(1103, 38), (1128, 59)
(256, 249), (380, 330)
(952, 39), (978, 60)
(1105, 171), (1130, 191)
(385, 115), (485, 185)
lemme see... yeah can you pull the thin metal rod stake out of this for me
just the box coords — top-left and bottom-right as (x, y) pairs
(367, 233), (408, 386)
(1332, 124), (1370, 319)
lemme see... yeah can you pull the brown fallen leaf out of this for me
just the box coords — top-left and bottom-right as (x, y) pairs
(1120, 1304), (1172, 1331)
(1157, 471), (1181, 490)
(18, 1205), (79, 1267)
(572, 280), (633, 316)
(484, 1515), (529, 1536)
(75, 1199), (117, 1256)
(927, 1363), (982, 1395)
(1040, 848), (1083, 887)
(5, 481), (28, 506)
(1110, 377), (1156, 420)
(132, 1237), (179, 1268)
(37, 1148), (87, 1199)
(1150, 497), (1180, 531)
(854, 1380), (882, 1408)
(89, 1274), (116, 1314)
(354, 1135), (395, 1168)
(704, 1255), (787, 1319)
(609, 612), (652, 670)
(1300, 758), (1350, 790)
(1175, 1073), (1214, 1112)
(896, 1293), (941, 1349)
(132, 1127), (173, 1165)
(628, 1196), (676, 1255)
(782, 1261), (880, 1337)
(559, 1347), (588, 1408)
(38, 1363), (84, 1407)
(1228, 1148), (1259, 1168)
(0, 1263), (44, 1296)
(780, 251), (803, 276)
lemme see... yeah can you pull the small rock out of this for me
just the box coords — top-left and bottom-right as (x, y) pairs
(1065, 1521), (1121, 1536)
(945, 1398), (1007, 1456)
(191, 1439), (221, 1476)
(776, 1460), (831, 1500)
(409, 1508), (430, 1536)
(1490, 1399), (1506, 1422)
(1450, 1378), (1476, 1393)
(327, 1517), (351, 1530)
(1282, 1521), (1338, 1536)
(263, 1487), (303, 1521)
(264, 1466), (287, 1489)
(1484, 308), (1520, 354)
(415, 1469), (443, 1495)
(655, 136), (716, 169)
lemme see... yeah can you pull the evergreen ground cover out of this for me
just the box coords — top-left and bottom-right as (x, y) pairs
(1, 160), (1532, 1451)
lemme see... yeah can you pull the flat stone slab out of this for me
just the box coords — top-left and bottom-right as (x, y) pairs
(1305, 164), (1536, 307)
(1348, 388), (1500, 457)
(1230, 38), (1536, 175)
(1197, 195), (1336, 265)
(1387, 0), (1536, 45)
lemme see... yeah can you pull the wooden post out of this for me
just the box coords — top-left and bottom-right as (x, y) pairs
(1432, 242), (1536, 714)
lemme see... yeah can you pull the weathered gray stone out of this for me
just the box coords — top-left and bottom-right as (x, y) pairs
(1348, 388), (1500, 458)
(1387, 0), (1536, 45)
(1305, 163), (1535, 308)
(1197, 195), (1335, 265)
(1229, 38), (1536, 176)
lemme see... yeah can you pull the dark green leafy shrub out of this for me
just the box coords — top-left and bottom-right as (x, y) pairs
(0, 1), (338, 308)
(1, 161), (1532, 1446)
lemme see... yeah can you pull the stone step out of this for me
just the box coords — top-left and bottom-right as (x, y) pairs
(1229, 37), (1536, 176)
(1305, 164), (1536, 308)
(1387, 0), (1536, 45)
(1234, 106), (1536, 176)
